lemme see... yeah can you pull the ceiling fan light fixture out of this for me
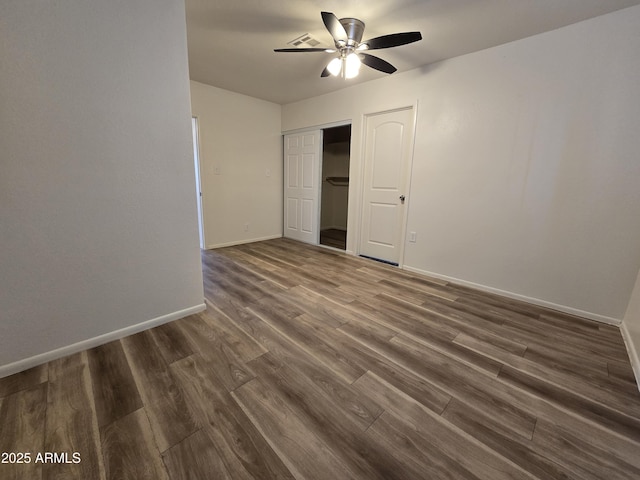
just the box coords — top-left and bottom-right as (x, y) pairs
(327, 57), (342, 76)
(274, 11), (422, 80)
(345, 53), (361, 79)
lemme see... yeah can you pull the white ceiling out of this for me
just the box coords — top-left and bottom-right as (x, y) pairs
(185, 0), (640, 105)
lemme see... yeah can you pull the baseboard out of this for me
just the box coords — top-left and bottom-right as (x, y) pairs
(205, 234), (282, 250)
(402, 265), (621, 326)
(0, 303), (206, 379)
(620, 322), (640, 392)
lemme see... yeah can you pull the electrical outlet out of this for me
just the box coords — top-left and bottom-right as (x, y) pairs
(265, 168), (271, 177)
(409, 231), (417, 243)
(244, 223), (249, 232)
(213, 166), (221, 175)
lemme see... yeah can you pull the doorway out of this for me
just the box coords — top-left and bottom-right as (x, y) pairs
(359, 107), (414, 265)
(320, 125), (351, 250)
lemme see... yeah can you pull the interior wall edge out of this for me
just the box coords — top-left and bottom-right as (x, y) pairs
(402, 265), (621, 326)
(620, 322), (640, 392)
(0, 303), (206, 379)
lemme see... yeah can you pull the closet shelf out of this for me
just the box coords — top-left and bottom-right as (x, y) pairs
(325, 176), (349, 186)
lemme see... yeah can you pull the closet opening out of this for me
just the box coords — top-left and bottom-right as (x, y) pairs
(320, 124), (351, 250)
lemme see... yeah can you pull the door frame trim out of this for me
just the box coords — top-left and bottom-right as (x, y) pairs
(191, 116), (206, 249)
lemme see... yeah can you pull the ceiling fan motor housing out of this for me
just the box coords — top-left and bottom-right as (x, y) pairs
(339, 18), (365, 46)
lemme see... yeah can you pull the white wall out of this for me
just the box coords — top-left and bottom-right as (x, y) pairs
(282, 5), (640, 323)
(0, 0), (204, 375)
(190, 81), (283, 248)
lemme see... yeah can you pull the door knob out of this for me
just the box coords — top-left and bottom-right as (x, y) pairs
(399, 195), (405, 203)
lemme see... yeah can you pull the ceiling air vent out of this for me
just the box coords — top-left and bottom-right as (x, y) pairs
(287, 33), (322, 48)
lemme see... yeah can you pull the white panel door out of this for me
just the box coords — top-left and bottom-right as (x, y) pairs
(360, 107), (414, 265)
(284, 130), (322, 244)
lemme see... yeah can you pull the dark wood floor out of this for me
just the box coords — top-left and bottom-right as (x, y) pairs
(320, 228), (346, 250)
(1, 238), (639, 480)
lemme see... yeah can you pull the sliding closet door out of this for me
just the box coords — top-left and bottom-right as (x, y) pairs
(283, 130), (322, 245)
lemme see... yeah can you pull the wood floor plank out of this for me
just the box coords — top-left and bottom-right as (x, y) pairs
(499, 365), (640, 442)
(222, 308), (386, 430)
(200, 304), (268, 363)
(87, 340), (143, 428)
(353, 371), (538, 480)
(455, 332), (640, 417)
(244, 297), (453, 417)
(0, 363), (47, 399)
(377, 292), (529, 355)
(356, 295), (460, 343)
(457, 298), (629, 361)
(204, 274), (265, 307)
(45, 352), (105, 480)
(417, 291), (629, 373)
(365, 410), (483, 480)
(149, 320), (196, 365)
(522, 344), (611, 384)
(536, 312), (606, 334)
(251, 350), (382, 430)
(100, 409), (168, 480)
(235, 246), (340, 289)
(178, 314), (256, 391)
(232, 377), (362, 480)
(250, 292), (305, 322)
(0, 383), (46, 480)
(357, 265), (449, 289)
(162, 428), (233, 480)
(246, 355), (420, 480)
(505, 325), (622, 378)
(247, 307), (366, 384)
(339, 322), (537, 439)
(280, 285), (351, 328)
(441, 398), (575, 480)
(379, 277), (459, 302)
(238, 242), (305, 268)
(169, 354), (295, 480)
(608, 359), (638, 384)
(531, 418), (640, 480)
(121, 330), (200, 452)
(218, 249), (296, 291)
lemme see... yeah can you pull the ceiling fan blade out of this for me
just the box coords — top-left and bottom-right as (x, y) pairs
(321, 11), (348, 44)
(274, 48), (331, 53)
(360, 53), (397, 74)
(361, 32), (422, 50)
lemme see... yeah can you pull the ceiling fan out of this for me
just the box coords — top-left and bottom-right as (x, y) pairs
(274, 11), (422, 79)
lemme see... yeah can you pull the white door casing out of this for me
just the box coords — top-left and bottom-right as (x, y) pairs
(284, 130), (322, 245)
(360, 107), (415, 265)
(191, 117), (205, 249)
